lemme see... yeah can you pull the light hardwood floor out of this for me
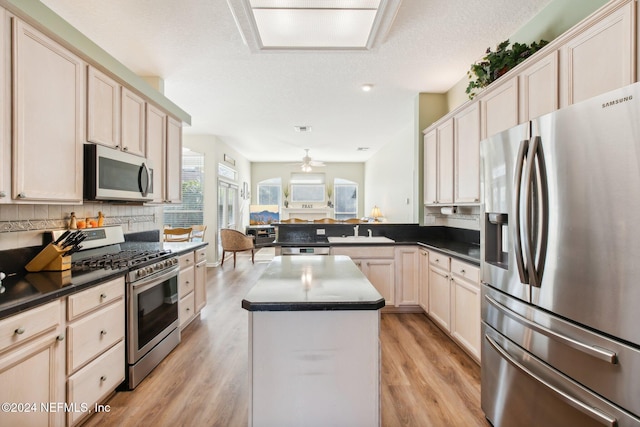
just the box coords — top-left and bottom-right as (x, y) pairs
(83, 251), (489, 427)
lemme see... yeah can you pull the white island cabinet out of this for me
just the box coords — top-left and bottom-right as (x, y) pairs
(242, 255), (384, 427)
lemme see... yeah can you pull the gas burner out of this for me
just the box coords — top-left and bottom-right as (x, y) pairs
(72, 249), (172, 272)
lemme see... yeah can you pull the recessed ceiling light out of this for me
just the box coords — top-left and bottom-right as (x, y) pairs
(357, 147), (370, 151)
(361, 84), (374, 92)
(294, 125), (312, 132)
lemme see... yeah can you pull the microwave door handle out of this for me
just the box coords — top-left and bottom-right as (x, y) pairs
(514, 139), (529, 285)
(140, 162), (151, 197)
(532, 136), (549, 286)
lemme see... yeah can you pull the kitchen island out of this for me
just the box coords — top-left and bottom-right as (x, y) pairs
(242, 255), (384, 427)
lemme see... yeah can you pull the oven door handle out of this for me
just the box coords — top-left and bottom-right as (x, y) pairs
(132, 265), (180, 293)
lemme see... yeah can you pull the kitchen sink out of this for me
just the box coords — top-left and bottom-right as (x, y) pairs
(327, 236), (395, 243)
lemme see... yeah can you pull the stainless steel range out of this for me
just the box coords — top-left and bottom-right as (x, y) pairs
(56, 226), (181, 389)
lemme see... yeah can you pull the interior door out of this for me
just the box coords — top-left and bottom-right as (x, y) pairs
(217, 180), (238, 260)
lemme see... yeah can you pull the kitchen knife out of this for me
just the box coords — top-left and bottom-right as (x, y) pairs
(54, 230), (70, 245)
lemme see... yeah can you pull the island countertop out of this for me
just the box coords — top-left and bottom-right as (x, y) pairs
(241, 255), (385, 311)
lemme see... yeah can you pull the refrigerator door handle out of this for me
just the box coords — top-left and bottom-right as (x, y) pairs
(514, 139), (530, 285)
(532, 136), (549, 287)
(485, 334), (619, 427)
(485, 295), (618, 364)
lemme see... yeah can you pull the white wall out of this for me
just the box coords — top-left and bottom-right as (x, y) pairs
(251, 162), (365, 216)
(364, 123), (417, 223)
(183, 134), (251, 265)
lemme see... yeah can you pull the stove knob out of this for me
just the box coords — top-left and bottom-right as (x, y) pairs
(137, 270), (145, 278)
(155, 262), (163, 270)
(146, 266), (154, 275)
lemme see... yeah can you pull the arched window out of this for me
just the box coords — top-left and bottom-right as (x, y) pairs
(334, 178), (358, 220)
(257, 177), (281, 205)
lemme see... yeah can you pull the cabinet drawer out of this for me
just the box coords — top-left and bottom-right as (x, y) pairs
(451, 259), (480, 284)
(67, 277), (125, 321)
(0, 300), (61, 353)
(67, 340), (125, 426)
(67, 299), (125, 373)
(179, 265), (195, 298)
(195, 248), (206, 263)
(178, 252), (195, 269)
(331, 246), (395, 259)
(179, 292), (195, 328)
(429, 253), (450, 270)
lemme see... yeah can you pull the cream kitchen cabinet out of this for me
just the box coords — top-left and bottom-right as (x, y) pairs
(66, 277), (125, 426)
(394, 246), (420, 307)
(0, 7), (9, 204)
(194, 248), (207, 313)
(423, 119), (453, 205)
(12, 18), (84, 203)
(453, 102), (480, 204)
(518, 50), (559, 122)
(165, 116), (183, 204)
(560, 0), (634, 107)
(427, 252), (451, 332)
(146, 103), (167, 204)
(178, 251), (196, 328)
(0, 300), (65, 427)
(331, 246), (395, 306)
(120, 87), (146, 157)
(418, 248), (429, 312)
(480, 76), (519, 139)
(450, 259), (481, 362)
(87, 66), (121, 149)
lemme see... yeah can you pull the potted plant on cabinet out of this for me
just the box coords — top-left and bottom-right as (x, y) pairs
(283, 185), (289, 208)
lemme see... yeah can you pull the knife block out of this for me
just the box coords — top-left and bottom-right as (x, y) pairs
(25, 243), (71, 272)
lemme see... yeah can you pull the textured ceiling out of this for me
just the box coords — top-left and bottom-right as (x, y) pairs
(40, 0), (552, 163)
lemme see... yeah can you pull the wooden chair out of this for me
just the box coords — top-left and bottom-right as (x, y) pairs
(314, 218), (338, 223)
(343, 218), (362, 224)
(163, 227), (193, 242)
(280, 218), (306, 223)
(220, 228), (255, 268)
(190, 225), (207, 242)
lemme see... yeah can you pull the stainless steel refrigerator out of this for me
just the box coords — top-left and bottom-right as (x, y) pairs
(480, 83), (640, 427)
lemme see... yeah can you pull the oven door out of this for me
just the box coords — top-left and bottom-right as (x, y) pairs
(128, 265), (180, 364)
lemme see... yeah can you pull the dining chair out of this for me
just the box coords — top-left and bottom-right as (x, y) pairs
(343, 218), (362, 224)
(163, 227), (193, 242)
(313, 218), (338, 223)
(190, 225), (207, 242)
(220, 228), (255, 268)
(280, 218), (306, 223)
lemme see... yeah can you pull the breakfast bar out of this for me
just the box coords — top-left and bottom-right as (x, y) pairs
(242, 255), (384, 427)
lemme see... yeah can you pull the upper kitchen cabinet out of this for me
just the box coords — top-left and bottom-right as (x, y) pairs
(165, 116), (183, 203)
(12, 19), (84, 203)
(453, 102), (480, 204)
(120, 87), (146, 157)
(518, 50), (559, 122)
(423, 120), (453, 205)
(0, 8), (9, 204)
(146, 103), (167, 204)
(480, 76), (518, 139)
(87, 66), (120, 149)
(559, 0), (635, 107)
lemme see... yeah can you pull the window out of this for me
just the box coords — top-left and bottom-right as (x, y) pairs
(164, 149), (204, 227)
(257, 178), (281, 205)
(290, 173), (325, 203)
(218, 162), (237, 181)
(334, 178), (357, 220)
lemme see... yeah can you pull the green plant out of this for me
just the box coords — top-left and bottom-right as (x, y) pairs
(466, 39), (548, 100)
(283, 185), (289, 199)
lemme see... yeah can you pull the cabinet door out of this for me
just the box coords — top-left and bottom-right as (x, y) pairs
(437, 120), (454, 204)
(165, 116), (182, 203)
(418, 249), (429, 312)
(428, 265), (450, 332)
(560, 2), (634, 107)
(453, 103), (480, 204)
(87, 66), (120, 148)
(12, 19), (84, 203)
(195, 259), (207, 312)
(0, 8), (9, 203)
(423, 130), (438, 205)
(451, 275), (481, 361)
(480, 77), (519, 139)
(395, 246), (420, 306)
(121, 87), (146, 157)
(519, 50), (558, 122)
(146, 103), (166, 203)
(363, 259), (395, 306)
(0, 331), (65, 427)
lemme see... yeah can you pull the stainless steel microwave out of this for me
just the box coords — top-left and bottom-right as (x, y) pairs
(84, 144), (153, 202)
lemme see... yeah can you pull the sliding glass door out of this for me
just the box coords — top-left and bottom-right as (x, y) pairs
(217, 180), (238, 259)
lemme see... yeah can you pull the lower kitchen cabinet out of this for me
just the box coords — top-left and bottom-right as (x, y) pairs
(194, 248), (207, 312)
(394, 246), (420, 306)
(428, 253), (451, 332)
(418, 248), (429, 312)
(0, 300), (65, 427)
(178, 251), (196, 328)
(450, 260), (481, 361)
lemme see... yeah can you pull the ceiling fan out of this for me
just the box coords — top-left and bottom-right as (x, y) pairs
(298, 149), (325, 172)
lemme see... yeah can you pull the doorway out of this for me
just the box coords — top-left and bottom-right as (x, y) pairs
(217, 180), (239, 260)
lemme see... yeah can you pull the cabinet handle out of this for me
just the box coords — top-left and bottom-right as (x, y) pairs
(15, 327), (25, 335)
(100, 376), (107, 382)
(460, 269), (466, 274)
(100, 330), (107, 336)
(57, 335), (65, 341)
(17, 193), (26, 199)
(123, 146), (129, 151)
(186, 307), (190, 312)
(435, 259), (440, 263)
(186, 280), (190, 284)
(100, 293), (107, 300)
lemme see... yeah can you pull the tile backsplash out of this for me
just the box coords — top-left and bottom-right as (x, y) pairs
(0, 202), (164, 250)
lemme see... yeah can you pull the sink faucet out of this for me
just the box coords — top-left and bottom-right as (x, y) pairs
(353, 225), (359, 236)
(368, 229), (372, 238)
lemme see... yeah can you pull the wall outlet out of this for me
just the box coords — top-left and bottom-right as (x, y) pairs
(317, 229), (325, 235)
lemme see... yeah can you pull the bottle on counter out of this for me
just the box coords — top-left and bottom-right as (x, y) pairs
(69, 212), (77, 229)
(98, 211), (105, 227)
